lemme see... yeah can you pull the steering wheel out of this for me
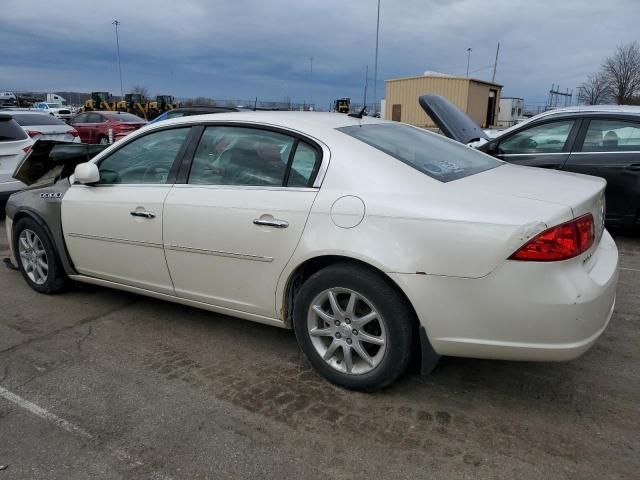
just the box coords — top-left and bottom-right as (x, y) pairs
(142, 165), (168, 183)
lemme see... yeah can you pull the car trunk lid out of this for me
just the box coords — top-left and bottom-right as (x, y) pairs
(456, 163), (607, 250)
(419, 94), (489, 144)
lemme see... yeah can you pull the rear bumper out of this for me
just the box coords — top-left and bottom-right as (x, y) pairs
(390, 230), (619, 362)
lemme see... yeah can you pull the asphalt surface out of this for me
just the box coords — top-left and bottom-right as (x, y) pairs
(0, 219), (638, 479)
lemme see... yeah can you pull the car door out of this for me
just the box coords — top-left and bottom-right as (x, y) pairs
(163, 124), (324, 318)
(563, 117), (640, 223)
(70, 113), (91, 143)
(86, 113), (106, 144)
(488, 119), (581, 169)
(61, 126), (193, 294)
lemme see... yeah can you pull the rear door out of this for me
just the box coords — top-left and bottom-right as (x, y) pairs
(70, 113), (91, 143)
(490, 119), (581, 169)
(163, 124), (324, 318)
(563, 117), (640, 223)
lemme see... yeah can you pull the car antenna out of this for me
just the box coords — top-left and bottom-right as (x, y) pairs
(348, 106), (367, 119)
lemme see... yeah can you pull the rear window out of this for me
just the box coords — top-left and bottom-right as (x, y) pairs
(10, 113), (66, 126)
(337, 123), (502, 182)
(103, 112), (145, 123)
(0, 117), (28, 141)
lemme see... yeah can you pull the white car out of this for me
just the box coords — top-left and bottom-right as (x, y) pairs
(0, 113), (33, 209)
(5, 111), (619, 391)
(8, 110), (81, 142)
(33, 102), (73, 121)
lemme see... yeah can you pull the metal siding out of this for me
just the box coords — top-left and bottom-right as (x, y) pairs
(384, 76), (502, 128)
(385, 77), (470, 127)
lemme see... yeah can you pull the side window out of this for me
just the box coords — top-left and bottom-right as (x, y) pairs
(287, 142), (320, 187)
(580, 119), (640, 152)
(87, 113), (104, 123)
(72, 114), (87, 124)
(499, 120), (575, 154)
(188, 126), (294, 186)
(97, 128), (190, 184)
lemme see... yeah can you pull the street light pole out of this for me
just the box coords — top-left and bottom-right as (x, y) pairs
(466, 47), (472, 77)
(373, 0), (381, 115)
(112, 20), (124, 100)
(310, 57), (313, 110)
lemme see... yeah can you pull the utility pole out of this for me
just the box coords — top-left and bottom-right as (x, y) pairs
(491, 42), (500, 83)
(466, 47), (472, 77)
(373, 0), (381, 115)
(112, 20), (124, 99)
(363, 64), (369, 112)
(309, 57), (313, 110)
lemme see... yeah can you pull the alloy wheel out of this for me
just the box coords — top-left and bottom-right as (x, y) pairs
(307, 288), (387, 375)
(18, 229), (49, 285)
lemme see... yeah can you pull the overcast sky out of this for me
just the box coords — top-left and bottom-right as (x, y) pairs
(1, 0), (639, 109)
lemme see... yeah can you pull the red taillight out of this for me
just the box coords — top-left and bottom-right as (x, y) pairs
(509, 214), (595, 262)
(22, 145), (32, 154)
(26, 130), (42, 138)
(68, 129), (79, 137)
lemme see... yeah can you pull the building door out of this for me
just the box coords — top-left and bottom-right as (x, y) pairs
(485, 90), (497, 127)
(392, 104), (401, 122)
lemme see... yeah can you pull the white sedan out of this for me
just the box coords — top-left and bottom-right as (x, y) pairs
(5, 111), (619, 391)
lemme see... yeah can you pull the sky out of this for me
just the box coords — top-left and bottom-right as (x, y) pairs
(1, 0), (639, 109)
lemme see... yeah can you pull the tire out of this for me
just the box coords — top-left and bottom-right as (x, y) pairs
(97, 135), (109, 145)
(13, 217), (68, 294)
(293, 263), (414, 391)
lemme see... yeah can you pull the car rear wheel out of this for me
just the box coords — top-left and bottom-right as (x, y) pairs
(293, 263), (414, 391)
(13, 217), (68, 294)
(98, 135), (109, 145)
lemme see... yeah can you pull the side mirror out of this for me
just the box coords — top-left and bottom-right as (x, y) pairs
(73, 162), (100, 184)
(486, 141), (499, 154)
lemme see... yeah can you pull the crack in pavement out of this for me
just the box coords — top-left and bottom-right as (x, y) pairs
(0, 300), (138, 356)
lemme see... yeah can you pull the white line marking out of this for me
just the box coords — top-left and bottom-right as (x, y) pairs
(0, 386), (173, 479)
(620, 267), (640, 272)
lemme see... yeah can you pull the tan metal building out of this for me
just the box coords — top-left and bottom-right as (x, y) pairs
(384, 74), (503, 128)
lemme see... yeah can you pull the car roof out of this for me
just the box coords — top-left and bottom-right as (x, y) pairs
(148, 111), (386, 135)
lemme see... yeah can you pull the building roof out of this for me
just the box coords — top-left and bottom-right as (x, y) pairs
(385, 73), (502, 88)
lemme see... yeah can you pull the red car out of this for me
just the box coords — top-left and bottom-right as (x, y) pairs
(69, 111), (146, 144)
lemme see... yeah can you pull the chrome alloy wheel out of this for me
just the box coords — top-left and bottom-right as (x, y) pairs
(307, 288), (387, 375)
(18, 229), (49, 285)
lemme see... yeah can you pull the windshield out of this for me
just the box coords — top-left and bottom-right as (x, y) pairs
(47, 103), (61, 108)
(10, 113), (66, 126)
(103, 112), (145, 123)
(338, 123), (502, 182)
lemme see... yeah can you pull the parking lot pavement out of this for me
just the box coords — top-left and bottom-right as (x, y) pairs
(0, 220), (639, 479)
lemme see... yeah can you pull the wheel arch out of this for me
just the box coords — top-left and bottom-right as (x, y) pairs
(280, 254), (419, 331)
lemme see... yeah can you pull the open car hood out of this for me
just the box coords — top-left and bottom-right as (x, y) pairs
(13, 140), (107, 186)
(419, 94), (489, 145)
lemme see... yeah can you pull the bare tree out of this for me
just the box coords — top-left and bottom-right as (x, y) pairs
(602, 41), (640, 104)
(130, 85), (150, 99)
(578, 72), (611, 105)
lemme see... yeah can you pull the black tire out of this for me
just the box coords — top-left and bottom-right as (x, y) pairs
(97, 135), (109, 145)
(293, 263), (414, 392)
(12, 217), (68, 294)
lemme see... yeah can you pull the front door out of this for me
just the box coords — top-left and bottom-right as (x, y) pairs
(563, 117), (640, 222)
(62, 126), (192, 294)
(492, 119), (580, 169)
(163, 125), (323, 318)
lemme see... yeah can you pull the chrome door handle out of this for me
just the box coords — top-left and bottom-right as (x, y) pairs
(130, 211), (156, 219)
(253, 218), (289, 228)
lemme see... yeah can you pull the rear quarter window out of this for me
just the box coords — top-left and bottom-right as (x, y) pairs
(0, 118), (28, 141)
(338, 123), (501, 182)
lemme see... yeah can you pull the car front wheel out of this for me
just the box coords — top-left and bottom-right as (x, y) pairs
(13, 217), (68, 294)
(293, 263), (414, 391)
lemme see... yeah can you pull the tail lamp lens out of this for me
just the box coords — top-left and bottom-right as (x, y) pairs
(509, 214), (595, 261)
